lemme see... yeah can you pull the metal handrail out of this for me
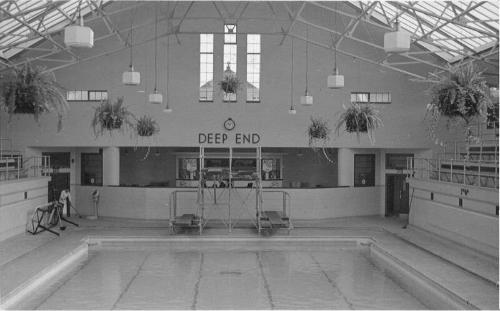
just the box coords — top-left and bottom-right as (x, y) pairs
(262, 190), (292, 225)
(407, 157), (499, 189)
(0, 155), (50, 181)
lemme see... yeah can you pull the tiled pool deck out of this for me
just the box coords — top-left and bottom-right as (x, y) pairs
(0, 216), (498, 310)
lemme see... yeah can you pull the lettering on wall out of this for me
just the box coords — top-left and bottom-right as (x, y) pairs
(198, 133), (260, 145)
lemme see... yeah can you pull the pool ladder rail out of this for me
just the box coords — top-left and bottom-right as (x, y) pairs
(167, 188), (293, 235)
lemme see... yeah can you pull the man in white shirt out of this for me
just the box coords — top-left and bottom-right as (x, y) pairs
(59, 189), (72, 216)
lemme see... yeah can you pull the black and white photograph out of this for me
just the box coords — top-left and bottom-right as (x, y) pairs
(0, 0), (498, 310)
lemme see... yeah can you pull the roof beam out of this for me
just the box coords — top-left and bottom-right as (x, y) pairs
(335, 1), (378, 48)
(279, 2), (305, 45)
(0, 6), (78, 60)
(311, 1), (393, 31)
(448, 2), (498, 35)
(288, 31), (427, 80)
(172, 1), (194, 45)
(86, 0), (126, 44)
(388, 1), (497, 37)
(297, 15), (450, 72)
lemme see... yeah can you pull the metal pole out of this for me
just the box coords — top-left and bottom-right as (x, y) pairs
(463, 160), (466, 185)
(228, 147), (232, 233)
(449, 159), (453, 183)
(478, 160), (481, 187)
(438, 159), (441, 181)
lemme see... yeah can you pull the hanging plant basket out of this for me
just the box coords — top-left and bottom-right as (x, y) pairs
(0, 62), (69, 131)
(135, 115), (159, 137)
(219, 75), (241, 94)
(91, 97), (134, 137)
(425, 63), (493, 144)
(335, 103), (382, 144)
(307, 117), (331, 147)
(306, 117), (335, 164)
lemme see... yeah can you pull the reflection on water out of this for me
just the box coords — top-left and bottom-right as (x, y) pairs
(27, 245), (425, 310)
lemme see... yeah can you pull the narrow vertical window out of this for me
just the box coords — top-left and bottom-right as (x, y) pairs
(247, 34), (260, 102)
(200, 34), (214, 102)
(223, 24), (237, 102)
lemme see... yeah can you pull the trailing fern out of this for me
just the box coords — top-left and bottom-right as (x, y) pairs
(335, 103), (383, 144)
(0, 62), (69, 131)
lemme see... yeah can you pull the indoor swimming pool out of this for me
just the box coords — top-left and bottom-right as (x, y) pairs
(17, 239), (427, 310)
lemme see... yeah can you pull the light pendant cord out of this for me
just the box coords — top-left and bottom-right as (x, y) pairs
(128, 7), (136, 69)
(290, 38), (294, 110)
(305, 26), (309, 94)
(166, 33), (170, 109)
(154, 9), (158, 92)
(333, 1), (337, 72)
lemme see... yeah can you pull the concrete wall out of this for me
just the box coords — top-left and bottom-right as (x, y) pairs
(409, 179), (499, 257)
(75, 185), (381, 220)
(0, 177), (50, 241)
(0, 3), (441, 152)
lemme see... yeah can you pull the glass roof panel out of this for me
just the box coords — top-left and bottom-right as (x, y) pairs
(354, 1), (498, 62)
(0, 0), (110, 59)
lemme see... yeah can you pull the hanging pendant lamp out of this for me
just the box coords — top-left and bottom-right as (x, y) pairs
(149, 9), (163, 104)
(300, 27), (313, 106)
(123, 9), (140, 85)
(289, 38), (296, 114)
(64, 12), (94, 48)
(384, 21), (411, 53)
(163, 32), (172, 113)
(327, 4), (344, 89)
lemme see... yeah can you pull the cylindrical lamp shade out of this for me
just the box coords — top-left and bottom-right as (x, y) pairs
(288, 108), (297, 114)
(149, 92), (163, 104)
(64, 25), (94, 48)
(327, 74), (344, 89)
(384, 30), (410, 53)
(300, 94), (313, 106)
(163, 107), (172, 113)
(122, 70), (140, 85)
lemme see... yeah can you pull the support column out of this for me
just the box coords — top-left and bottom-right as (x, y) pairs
(337, 148), (354, 187)
(103, 147), (120, 186)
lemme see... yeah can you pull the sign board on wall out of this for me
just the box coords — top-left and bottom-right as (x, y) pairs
(198, 118), (261, 145)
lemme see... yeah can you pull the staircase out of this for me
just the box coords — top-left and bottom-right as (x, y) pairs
(0, 138), (50, 181)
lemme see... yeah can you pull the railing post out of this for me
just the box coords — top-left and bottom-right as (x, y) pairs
(449, 159), (453, 183)
(438, 159), (441, 181)
(282, 192), (286, 216)
(463, 160), (466, 185)
(454, 141), (457, 159)
(478, 160), (481, 187)
(427, 159), (430, 180)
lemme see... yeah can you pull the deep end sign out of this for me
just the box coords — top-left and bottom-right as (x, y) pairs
(198, 133), (260, 145)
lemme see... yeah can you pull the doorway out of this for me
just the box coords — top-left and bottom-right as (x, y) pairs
(385, 174), (409, 216)
(43, 152), (71, 207)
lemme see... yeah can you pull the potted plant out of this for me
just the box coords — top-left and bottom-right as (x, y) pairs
(307, 117), (336, 163)
(219, 75), (241, 94)
(0, 62), (69, 131)
(335, 103), (382, 144)
(425, 63), (493, 144)
(91, 97), (134, 137)
(135, 115), (159, 137)
(308, 117), (330, 146)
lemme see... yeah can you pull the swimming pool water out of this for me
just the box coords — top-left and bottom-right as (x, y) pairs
(24, 241), (426, 310)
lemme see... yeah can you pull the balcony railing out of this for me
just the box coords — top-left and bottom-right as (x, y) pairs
(407, 157), (499, 189)
(0, 155), (51, 181)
